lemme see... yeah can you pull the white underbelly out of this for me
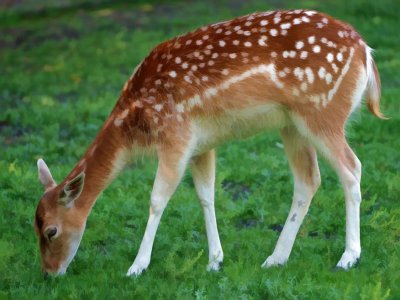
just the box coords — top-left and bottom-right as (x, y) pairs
(191, 103), (289, 155)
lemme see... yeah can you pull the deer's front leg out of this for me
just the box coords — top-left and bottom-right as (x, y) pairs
(127, 146), (189, 277)
(191, 150), (223, 271)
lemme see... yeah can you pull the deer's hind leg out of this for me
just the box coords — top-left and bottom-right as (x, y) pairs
(263, 125), (321, 268)
(290, 111), (363, 269)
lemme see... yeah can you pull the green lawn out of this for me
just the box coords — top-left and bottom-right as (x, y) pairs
(1, 0), (399, 299)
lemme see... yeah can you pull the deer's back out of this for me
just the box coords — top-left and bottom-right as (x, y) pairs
(113, 9), (369, 146)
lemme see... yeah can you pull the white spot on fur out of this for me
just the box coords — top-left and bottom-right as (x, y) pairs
(120, 109), (129, 119)
(332, 63), (339, 73)
(188, 95), (202, 109)
(219, 40), (226, 47)
(337, 53), (343, 62)
(244, 41), (252, 47)
(305, 67), (314, 84)
(325, 73), (333, 84)
(313, 45), (321, 53)
(327, 53), (334, 63)
(176, 103), (185, 113)
(283, 51), (289, 58)
(258, 37), (267, 46)
(260, 20), (268, 26)
(293, 18), (301, 25)
(309, 95), (321, 106)
(114, 118), (123, 127)
(295, 41), (304, 49)
(270, 29), (278, 36)
(308, 36), (315, 44)
(300, 51), (308, 59)
(169, 71), (177, 78)
(154, 104), (163, 112)
(294, 67), (304, 81)
(305, 10), (317, 16)
(318, 67), (326, 79)
(274, 17), (281, 24)
(205, 87), (218, 98)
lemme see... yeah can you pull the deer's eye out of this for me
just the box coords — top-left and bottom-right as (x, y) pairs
(44, 227), (58, 241)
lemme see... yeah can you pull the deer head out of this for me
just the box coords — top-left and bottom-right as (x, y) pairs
(34, 159), (86, 275)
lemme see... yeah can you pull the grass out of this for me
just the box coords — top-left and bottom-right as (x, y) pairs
(1, 0), (399, 299)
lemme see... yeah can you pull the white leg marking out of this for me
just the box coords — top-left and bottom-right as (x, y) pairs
(335, 154), (362, 269)
(191, 150), (223, 271)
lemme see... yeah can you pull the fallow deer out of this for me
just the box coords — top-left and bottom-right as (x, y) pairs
(34, 9), (384, 277)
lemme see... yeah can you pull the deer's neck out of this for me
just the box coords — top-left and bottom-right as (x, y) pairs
(64, 121), (129, 215)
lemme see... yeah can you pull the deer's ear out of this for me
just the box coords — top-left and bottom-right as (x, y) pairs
(59, 172), (85, 207)
(37, 159), (56, 190)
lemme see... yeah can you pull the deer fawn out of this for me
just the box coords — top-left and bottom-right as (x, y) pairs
(35, 9), (384, 276)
